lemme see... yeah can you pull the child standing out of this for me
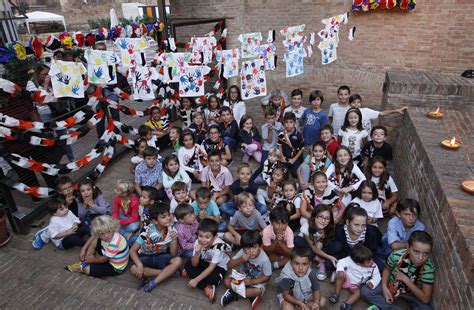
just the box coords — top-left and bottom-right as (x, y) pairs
(184, 219), (231, 303)
(278, 112), (304, 178)
(262, 207), (294, 269)
(275, 247), (327, 310)
(328, 85), (351, 136)
(204, 95), (221, 126)
(162, 154), (192, 200)
(177, 130), (207, 182)
(239, 115), (263, 163)
(221, 231), (272, 308)
(200, 151), (233, 206)
(77, 178), (111, 233)
(301, 90), (329, 146)
(219, 106), (239, 150)
(175, 203), (199, 259)
(329, 244), (381, 309)
(284, 89), (306, 130)
(47, 198), (87, 249)
(361, 231), (435, 309)
(297, 142), (332, 188)
(362, 126), (393, 170)
(351, 180), (384, 226)
(225, 192), (267, 246)
(223, 85), (246, 125)
(201, 124), (233, 166)
(66, 215), (129, 277)
(130, 139), (147, 174)
(366, 157), (399, 215)
(320, 124), (339, 160)
(129, 203), (182, 292)
(338, 108), (368, 163)
(112, 179), (140, 238)
(145, 105), (170, 149)
(189, 111), (208, 145)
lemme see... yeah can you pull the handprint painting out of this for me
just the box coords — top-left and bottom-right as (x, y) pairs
(84, 49), (120, 85)
(178, 66), (211, 97)
(240, 58), (267, 100)
(49, 60), (87, 98)
(114, 38), (147, 67)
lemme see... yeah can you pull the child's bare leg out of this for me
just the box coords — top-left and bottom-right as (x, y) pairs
(82, 265), (91, 275)
(345, 287), (361, 305)
(280, 300), (295, 310)
(224, 232), (240, 245)
(335, 271), (345, 295)
(216, 195), (226, 206)
(130, 264), (161, 278)
(152, 257), (183, 285)
(245, 287), (263, 297)
(223, 277), (231, 288)
(306, 295), (327, 308)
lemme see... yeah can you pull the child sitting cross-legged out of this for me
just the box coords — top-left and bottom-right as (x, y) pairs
(184, 219), (232, 303)
(329, 244), (381, 309)
(192, 187), (225, 232)
(170, 181), (192, 215)
(175, 203), (199, 259)
(221, 230), (272, 309)
(138, 186), (159, 232)
(262, 207), (294, 270)
(225, 192), (267, 246)
(275, 247), (327, 310)
(112, 179), (140, 239)
(129, 202), (183, 293)
(66, 215), (129, 277)
(134, 146), (165, 200)
(200, 150), (233, 206)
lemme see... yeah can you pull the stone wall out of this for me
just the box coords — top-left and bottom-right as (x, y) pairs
(393, 109), (473, 309)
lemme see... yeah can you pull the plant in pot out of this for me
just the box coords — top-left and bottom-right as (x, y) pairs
(0, 203), (13, 247)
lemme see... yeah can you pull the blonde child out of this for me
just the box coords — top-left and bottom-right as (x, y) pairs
(204, 95), (221, 126)
(338, 108), (368, 163)
(66, 215), (129, 277)
(351, 180), (383, 226)
(225, 192), (267, 246)
(112, 179), (140, 238)
(297, 142), (332, 189)
(366, 157), (399, 215)
(239, 115), (263, 163)
(77, 178), (111, 233)
(162, 154), (192, 200)
(130, 138), (147, 174)
(254, 147), (283, 185)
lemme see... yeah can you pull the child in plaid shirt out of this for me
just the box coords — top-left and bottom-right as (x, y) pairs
(175, 203), (199, 259)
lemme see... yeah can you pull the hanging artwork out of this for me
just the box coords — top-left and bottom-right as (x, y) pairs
(156, 52), (193, 82)
(114, 37), (147, 67)
(238, 32), (263, 58)
(191, 36), (217, 64)
(280, 24), (306, 52)
(84, 49), (120, 85)
(321, 13), (348, 29)
(130, 65), (160, 100)
(318, 38), (337, 65)
(283, 46), (306, 77)
(240, 58), (267, 100)
(215, 49), (240, 78)
(49, 60), (87, 98)
(178, 66), (211, 97)
(257, 44), (277, 71)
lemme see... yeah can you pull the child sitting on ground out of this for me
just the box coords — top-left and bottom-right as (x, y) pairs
(261, 89), (287, 121)
(239, 115), (263, 163)
(201, 124), (233, 166)
(284, 89), (306, 131)
(255, 147), (284, 185)
(361, 231), (435, 309)
(130, 139), (147, 174)
(329, 244), (381, 309)
(169, 181), (192, 215)
(382, 198), (425, 258)
(221, 230), (272, 308)
(162, 154), (192, 200)
(279, 180), (302, 231)
(138, 186), (159, 232)
(204, 94), (221, 126)
(262, 207), (294, 269)
(225, 192), (267, 246)
(169, 125), (182, 152)
(112, 179), (140, 239)
(189, 111), (208, 145)
(145, 105), (170, 149)
(297, 142), (332, 189)
(129, 202), (182, 293)
(138, 124), (159, 150)
(223, 85), (246, 125)
(134, 146), (165, 200)
(200, 151), (233, 206)
(66, 215), (129, 277)
(47, 198), (87, 249)
(219, 106), (239, 151)
(320, 124), (339, 160)
(175, 203), (199, 259)
(275, 247), (327, 310)
(184, 219), (232, 303)
(192, 187), (222, 229)
(77, 178), (111, 234)
(366, 157), (399, 216)
(351, 180), (384, 226)
(278, 112), (304, 178)
(361, 126), (393, 170)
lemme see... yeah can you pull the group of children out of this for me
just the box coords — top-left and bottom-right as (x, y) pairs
(31, 85), (435, 310)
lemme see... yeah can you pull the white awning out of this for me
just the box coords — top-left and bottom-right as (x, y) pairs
(16, 11), (67, 34)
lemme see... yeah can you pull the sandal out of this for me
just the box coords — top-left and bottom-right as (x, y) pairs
(328, 293), (339, 303)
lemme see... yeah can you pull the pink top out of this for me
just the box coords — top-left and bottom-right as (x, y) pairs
(262, 225), (295, 248)
(112, 194), (140, 225)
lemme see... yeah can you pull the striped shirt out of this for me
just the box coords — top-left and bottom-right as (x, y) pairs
(344, 224), (366, 248)
(102, 232), (129, 272)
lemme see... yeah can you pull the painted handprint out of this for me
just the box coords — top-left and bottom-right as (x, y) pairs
(71, 84), (80, 95)
(118, 39), (127, 49)
(94, 67), (103, 78)
(55, 72), (71, 85)
(127, 44), (135, 55)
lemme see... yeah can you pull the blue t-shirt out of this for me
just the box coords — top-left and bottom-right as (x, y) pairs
(302, 108), (328, 146)
(191, 200), (220, 217)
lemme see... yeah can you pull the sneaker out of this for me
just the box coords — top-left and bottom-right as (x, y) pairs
(220, 288), (238, 307)
(330, 271), (337, 283)
(203, 284), (216, 303)
(367, 306), (381, 310)
(32, 227), (47, 250)
(181, 269), (189, 278)
(66, 261), (85, 273)
(340, 302), (352, 310)
(328, 293), (339, 304)
(141, 280), (157, 293)
(249, 295), (262, 310)
(316, 261), (327, 281)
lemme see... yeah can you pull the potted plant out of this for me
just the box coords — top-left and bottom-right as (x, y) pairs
(0, 204), (12, 247)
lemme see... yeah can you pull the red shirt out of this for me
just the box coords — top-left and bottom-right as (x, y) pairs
(112, 194), (140, 225)
(326, 138), (339, 159)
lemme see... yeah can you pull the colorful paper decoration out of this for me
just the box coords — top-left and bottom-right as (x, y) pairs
(240, 58), (267, 100)
(318, 38), (338, 65)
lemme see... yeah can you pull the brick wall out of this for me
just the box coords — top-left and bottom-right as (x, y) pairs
(393, 109), (473, 309)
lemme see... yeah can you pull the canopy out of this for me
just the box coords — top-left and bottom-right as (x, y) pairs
(16, 11), (67, 34)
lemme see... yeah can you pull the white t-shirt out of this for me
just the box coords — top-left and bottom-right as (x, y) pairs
(130, 65), (159, 100)
(223, 100), (246, 125)
(371, 176), (398, 202)
(49, 61), (87, 98)
(360, 108), (380, 140)
(336, 256), (381, 288)
(48, 211), (81, 247)
(328, 103), (350, 136)
(338, 128), (368, 158)
(351, 197), (383, 221)
(284, 106), (306, 130)
(193, 237), (230, 270)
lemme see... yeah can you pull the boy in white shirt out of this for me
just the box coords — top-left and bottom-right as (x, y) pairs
(328, 85), (351, 136)
(329, 244), (381, 310)
(47, 198), (87, 249)
(284, 89), (306, 131)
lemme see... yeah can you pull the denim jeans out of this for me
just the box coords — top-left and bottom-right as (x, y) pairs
(361, 284), (433, 310)
(219, 201), (268, 217)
